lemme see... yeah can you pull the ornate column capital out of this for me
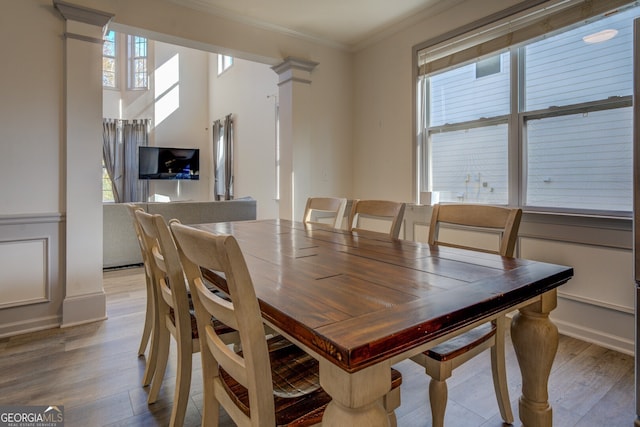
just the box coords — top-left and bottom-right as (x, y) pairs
(53, 0), (113, 26)
(53, 0), (113, 41)
(272, 57), (319, 85)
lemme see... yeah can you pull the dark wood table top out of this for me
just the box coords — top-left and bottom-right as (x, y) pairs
(196, 219), (573, 373)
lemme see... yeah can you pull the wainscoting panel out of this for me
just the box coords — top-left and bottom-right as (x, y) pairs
(520, 238), (634, 315)
(0, 214), (63, 337)
(0, 238), (48, 308)
(520, 237), (634, 355)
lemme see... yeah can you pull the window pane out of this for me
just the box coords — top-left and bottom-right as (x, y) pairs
(429, 52), (510, 126)
(103, 31), (116, 88)
(102, 165), (114, 202)
(524, 7), (635, 111)
(134, 58), (146, 72)
(525, 108), (632, 211)
(134, 36), (147, 57)
(103, 31), (115, 56)
(103, 58), (115, 87)
(103, 57), (115, 72)
(431, 124), (508, 204)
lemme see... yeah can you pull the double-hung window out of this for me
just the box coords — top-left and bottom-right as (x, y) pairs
(102, 31), (149, 90)
(417, 0), (637, 215)
(128, 35), (148, 89)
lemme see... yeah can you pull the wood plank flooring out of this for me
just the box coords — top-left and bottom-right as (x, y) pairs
(0, 266), (635, 426)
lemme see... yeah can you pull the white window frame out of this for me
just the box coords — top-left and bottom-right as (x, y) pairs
(415, 0), (636, 217)
(127, 35), (148, 90)
(103, 30), (117, 89)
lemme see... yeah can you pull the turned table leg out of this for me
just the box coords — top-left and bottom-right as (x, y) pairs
(319, 359), (392, 427)
(511, 289), (558, 427)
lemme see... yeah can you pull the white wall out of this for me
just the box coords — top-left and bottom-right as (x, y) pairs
(0, 0), (62, 216)
(209, 54), (356, 220)
(306, 50), (354, 203)
(149, 41), (211, 201)
(209, 56), (279, 219)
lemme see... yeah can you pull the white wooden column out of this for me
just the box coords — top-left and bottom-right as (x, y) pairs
(54, 1), (112, 326)
(272, 57), (318, 221)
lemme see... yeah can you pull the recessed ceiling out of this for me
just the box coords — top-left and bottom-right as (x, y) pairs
(170, 0), (448, 49)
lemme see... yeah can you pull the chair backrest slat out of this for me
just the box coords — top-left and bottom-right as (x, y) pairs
(194, 276), (238, 330)
(428, 204), (522, 257)
(303, 197), (347, 229)
(348, 199), (406, 239)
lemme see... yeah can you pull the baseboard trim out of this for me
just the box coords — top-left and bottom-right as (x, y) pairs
(553, 317), (634, 356)
(61, 291), (107, 328)
(0, 315), (60, 339)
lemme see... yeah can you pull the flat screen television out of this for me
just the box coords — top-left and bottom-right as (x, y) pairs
(138, 146), (200, 180)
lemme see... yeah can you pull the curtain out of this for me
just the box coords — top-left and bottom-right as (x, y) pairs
(102, 118), (149, 203)
(123, 119), (149, 202)
(213, 114), (234, 200)
(102, 119), (123, 202)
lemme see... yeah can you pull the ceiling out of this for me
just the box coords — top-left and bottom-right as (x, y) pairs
(171, 0), (453, 49)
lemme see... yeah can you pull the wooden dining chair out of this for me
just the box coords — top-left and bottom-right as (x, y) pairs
(411, 203), (522, 427)
(303, 197), (347, 229)
(125, 203), (156, 387)
(134, 210), (237, 427)
(170, 222), (403, 427)
(348, 199), (406, 239)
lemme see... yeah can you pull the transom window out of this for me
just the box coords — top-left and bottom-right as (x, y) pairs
(417, 1), (637, 215)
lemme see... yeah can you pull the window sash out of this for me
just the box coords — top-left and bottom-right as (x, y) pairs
(128, 35), (148, 90)
(103, 31), (117, 88)
(418, 3), (637, 215)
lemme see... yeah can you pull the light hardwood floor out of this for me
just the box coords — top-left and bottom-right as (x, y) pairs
(0, 266), (635, 426)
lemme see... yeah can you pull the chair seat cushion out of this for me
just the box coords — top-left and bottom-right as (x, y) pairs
(426, 322), (496, 362)
(220, 335), (402, 427)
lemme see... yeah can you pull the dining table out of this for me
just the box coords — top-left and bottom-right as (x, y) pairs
(195, 219), (574, 427)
